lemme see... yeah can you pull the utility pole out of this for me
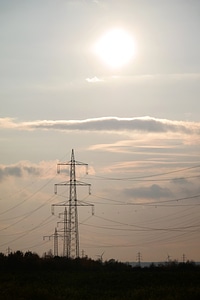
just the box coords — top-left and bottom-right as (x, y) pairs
(53, 149), (93, 258)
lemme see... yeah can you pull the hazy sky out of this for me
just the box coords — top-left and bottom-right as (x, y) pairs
(1, 0), (200, 262)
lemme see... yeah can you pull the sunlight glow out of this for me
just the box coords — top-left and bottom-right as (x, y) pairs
(94, 28), (137, 69)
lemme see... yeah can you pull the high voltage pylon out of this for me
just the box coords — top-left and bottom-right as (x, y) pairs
(43, 210), (68, 257)
(56, 208), (68, 257)
(52, 149), (93, 258)
(136, 251), (142, 266)
(43, 227), (60, 256)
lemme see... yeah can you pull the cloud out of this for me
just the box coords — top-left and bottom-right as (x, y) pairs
(0, 116), (200, 135)
(0, 166), (22, 182)
(170, 177), (191, 185)
(0, 160), (92, 183)
(0, 161), (56, 183)
(0, 163), (39, 182)
(86, 76), (103, 83)
(123, 184), (173, 201)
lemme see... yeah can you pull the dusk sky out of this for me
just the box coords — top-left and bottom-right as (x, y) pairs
(1, 0), (200, 262)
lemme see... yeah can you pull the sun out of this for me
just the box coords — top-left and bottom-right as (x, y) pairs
(94, 28), (137, 69)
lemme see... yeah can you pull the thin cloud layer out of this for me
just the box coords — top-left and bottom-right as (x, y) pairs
(0, 161), (57, 182)
(0, 117), (200, 134)
(86, 76), (103, 83)
(123, 184), (173, 201)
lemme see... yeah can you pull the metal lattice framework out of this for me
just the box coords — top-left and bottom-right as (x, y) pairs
(43, 227), (59, 257)
(52, 149), (93, 258)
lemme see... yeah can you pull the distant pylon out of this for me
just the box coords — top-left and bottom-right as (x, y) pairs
(6, 247), (12, 256)
(54, 228), (58, 256)
(43, 227), (59, 257)
(57, 208), (68, 257)
(136, 252), (142, 266)
(53, 149), (93, 258)
(63, 208), (68, 257)
(182, 253), (186, 263)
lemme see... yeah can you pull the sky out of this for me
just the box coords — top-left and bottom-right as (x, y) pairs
(0, 0), (200, 263)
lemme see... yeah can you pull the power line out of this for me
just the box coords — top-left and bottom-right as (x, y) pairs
(81, 214), (200, 233)
(0, 194), (57, 232)
(88, 164), (200, 182)
(0, 152), (69, 216)
(0, 175), (55, 216)
(20, 240), (50, 252)
(91, 193), (200, 207)
(0, 215), (56, 248)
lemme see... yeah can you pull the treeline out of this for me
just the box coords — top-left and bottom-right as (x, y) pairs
(1, 252), (200, 299)
(0, 250), (198, 272)
(0, 251), (131, 271)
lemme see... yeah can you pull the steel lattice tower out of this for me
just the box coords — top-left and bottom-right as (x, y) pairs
(56, 208), (68, 257)
(43, 227), (59, 257)
(69, 149), (79, 257)
(63, 208), (68, 257)
(53, 149), (92, 258)
(54, 227), (58, 257)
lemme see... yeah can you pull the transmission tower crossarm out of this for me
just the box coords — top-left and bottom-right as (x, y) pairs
(57, 149), (89, 174)
(43, 236), (51, 241)
(55, 180), (90, 187)
(77, 200), (94, 206)
(54, 181), (91, 196)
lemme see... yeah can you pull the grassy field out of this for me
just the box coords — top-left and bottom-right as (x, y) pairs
(0, 252), (200, 300)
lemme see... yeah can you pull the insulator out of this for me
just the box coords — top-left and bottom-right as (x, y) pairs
(54, 185), (57, 194)
(51, 206), (55, 215)
(92, 205), (95, 215)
